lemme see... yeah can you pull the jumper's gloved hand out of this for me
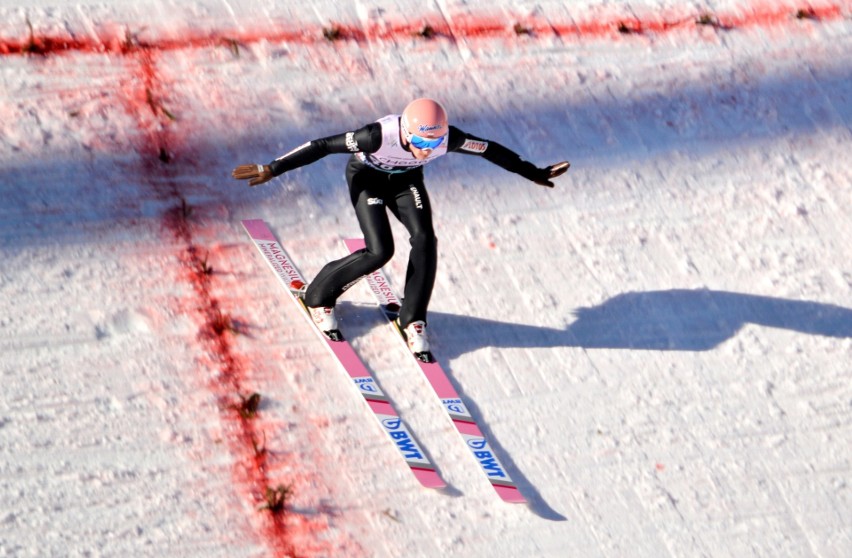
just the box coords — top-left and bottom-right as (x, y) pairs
(533, 161), (570, 188)
(232, 164), (273, 187)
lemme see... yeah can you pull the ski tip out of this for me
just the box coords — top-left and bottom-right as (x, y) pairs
(241, 219), (276, 241)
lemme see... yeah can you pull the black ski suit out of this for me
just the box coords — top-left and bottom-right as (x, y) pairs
(267, 114), (550, 328)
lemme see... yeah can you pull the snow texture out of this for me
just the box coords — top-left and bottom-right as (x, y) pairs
(1, 1), (850, 557)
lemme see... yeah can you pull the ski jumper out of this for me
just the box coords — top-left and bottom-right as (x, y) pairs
(267, 115), (546, 328)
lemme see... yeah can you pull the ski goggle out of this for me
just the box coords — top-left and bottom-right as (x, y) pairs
(402, 118), (446, 150)
(408, 133), (446, 150)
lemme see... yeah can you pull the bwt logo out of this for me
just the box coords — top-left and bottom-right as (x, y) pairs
(382, 417), (401, 430)
(444, 399), (467, 415)
(467, 438), (487, 450)
(381, 417), (423, 460)
(467, 438), (507, 478)
(355, 378), (377, 393)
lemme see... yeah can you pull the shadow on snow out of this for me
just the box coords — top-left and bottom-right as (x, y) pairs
(431, 289), (852, 356)
(344, 289), (850, 518)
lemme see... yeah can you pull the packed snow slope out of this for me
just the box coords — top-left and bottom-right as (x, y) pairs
(1, 1), (850, 557)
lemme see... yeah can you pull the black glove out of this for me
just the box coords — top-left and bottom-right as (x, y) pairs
(532, 161), (570, 187)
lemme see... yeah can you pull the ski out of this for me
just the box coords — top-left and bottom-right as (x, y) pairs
(241, 220), (445, 489)
(344, 238), (525, 503)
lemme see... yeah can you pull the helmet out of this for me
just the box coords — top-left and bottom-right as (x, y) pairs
(401, 98), (449, 147)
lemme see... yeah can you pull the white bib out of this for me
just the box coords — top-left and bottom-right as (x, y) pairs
(356, 115), (447, 173)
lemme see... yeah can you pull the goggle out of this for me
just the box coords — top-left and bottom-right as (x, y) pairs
(408, 133), (446, 150)
(402, 118), (446, 150)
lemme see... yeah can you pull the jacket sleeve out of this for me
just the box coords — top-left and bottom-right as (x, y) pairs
(268, 123), (382, 176)
(446, 126), (545, 183)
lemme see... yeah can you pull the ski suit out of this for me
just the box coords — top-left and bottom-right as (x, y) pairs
(267, 115), (548, 328)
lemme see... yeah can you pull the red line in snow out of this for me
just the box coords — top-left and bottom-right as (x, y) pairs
(0, 2), (846, 56)
(115, 47), (331, 557)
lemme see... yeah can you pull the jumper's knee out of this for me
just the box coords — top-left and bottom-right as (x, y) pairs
(362, 243), (394, 269)
(409, 231), (437, 255)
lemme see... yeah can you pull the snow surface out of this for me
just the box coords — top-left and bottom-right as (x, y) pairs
(1, 1), (851, 557)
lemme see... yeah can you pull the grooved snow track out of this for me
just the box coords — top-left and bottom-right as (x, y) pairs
(1, 1), (850, 557)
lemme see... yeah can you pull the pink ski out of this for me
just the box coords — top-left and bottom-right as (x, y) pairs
(242, 220), (444, 489)
(344, 238), (525, 503)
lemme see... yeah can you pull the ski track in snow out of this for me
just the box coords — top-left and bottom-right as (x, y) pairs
(1, 1), (851, 557)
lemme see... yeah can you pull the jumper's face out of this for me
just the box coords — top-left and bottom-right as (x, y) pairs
(400, 117), (446, 160)
(409, 144), (433, 160)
